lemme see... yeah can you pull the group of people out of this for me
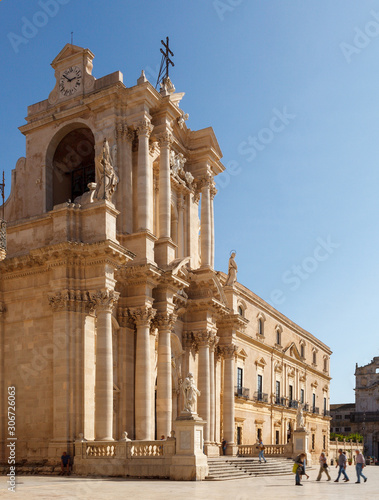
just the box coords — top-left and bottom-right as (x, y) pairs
(294, 448), (368, 486)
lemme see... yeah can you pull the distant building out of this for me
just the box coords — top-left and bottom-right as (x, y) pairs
(330, 357), (379, 458)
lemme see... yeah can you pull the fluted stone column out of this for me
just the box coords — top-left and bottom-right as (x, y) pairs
(155, 312), (176, 438)
(209, 336), (218, 443)
(131, 306), (156, 440)
(157, 132), (172, 239)
(136, 119), (154, 231)
(195, 331), (213, 443)
(200, 174), (212, 268)
(91, 290), (120, 441)
(222, 345), (238, 454)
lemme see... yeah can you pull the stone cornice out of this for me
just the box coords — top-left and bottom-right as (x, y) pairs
(1, 240), (134, 279)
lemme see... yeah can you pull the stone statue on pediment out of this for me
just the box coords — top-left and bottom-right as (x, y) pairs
(182, 372), (200, 413)
(95, 138), (119, 201)
(225, 251), (237, 286)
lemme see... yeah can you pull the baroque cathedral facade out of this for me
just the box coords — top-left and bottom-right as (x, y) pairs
(0, 44), (331, 465)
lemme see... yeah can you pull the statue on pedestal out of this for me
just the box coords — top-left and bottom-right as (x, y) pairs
(225, 251), (237, 286)
(296, 405), (305, 429)
(182, 373), (200, 413)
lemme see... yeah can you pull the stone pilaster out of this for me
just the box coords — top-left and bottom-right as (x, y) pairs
(90, 289), (119, 441)
(130, 305), (156, 440)
(116, 123), (134, 234)
(220, 344), (238, 455)
(155, 312), (177, 438)
(136, 119), (154, 232)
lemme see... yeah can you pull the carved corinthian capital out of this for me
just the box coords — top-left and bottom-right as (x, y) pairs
(154, 312), (177, 331)
(157, 130), (173, 148)
(136, 119), (154, 138)
(129, 305), (156, 326)
(89, 289), (120, 313)
(219, 344), (238, 359)
(192, 330), (215, 348)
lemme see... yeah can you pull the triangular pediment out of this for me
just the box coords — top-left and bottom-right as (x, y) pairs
(237, 348), (248, 360)
(283, 342), (302, 360)
(51, 44), (94, 69)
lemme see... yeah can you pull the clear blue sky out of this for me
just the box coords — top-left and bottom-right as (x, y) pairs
(1, 0), (378, 404)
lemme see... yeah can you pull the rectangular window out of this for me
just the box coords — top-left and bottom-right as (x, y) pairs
(276, 380), (280, 403)
(324, 397), (327, 414)
(324, 357), (327, 371)
(237, 427), (242, 445)
(237, 368), (243, 390)
(323, 435), (326, 450)
(312, 434), (315, 450)
(276, 330), (280, 345)
(335, 427), (340, 432)
(289, 384), (293, 403)
(313, 351), (316, 364)
(344, 427), (351, 432)
(312, 393), (316, 411)
(336, 415), (342, 420)
(300, 344), (304, 358)
(257, 374), (262, 398)
(344, 415), (350, 420)
(275, 430), (280, 445)
(257, 428), (262, 441)
(300, 389), (304, 404)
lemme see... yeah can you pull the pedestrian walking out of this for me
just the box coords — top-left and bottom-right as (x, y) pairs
(355, 449), (368, 484)
(334, 448), (349, 482)
(222, 439), (227, 456)
(316, 452), (331, 481)
(293, 453), (308, 486)
(258, 439), (267, 463)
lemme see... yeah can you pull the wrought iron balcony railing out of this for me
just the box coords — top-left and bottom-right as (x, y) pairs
(274, 396), (286, 406)
(253, 391), (268, 403)
(288, 400), (299, 409)
(235, 386), (250, 399)
(312, 406), (319, 415)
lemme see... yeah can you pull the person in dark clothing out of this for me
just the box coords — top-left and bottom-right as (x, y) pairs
(60, 451), (71, 475)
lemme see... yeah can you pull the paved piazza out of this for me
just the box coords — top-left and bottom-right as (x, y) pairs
(1, 466), (379, 500)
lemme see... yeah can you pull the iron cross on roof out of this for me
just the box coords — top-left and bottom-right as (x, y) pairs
(0, 171), (5, 220)
(156, 36), (175, 88)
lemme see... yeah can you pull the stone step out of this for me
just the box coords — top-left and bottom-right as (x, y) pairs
(206, 457), (294, 481)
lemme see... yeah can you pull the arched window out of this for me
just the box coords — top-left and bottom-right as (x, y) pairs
(51, 127), (95, 206)
(238, 305), (243, 316)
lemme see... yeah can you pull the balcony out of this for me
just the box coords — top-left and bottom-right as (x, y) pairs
(274, 396), (287, 407)
(288, 400), (299, 409)
(235, 386), (250, 399)
(303, 403), (310, 412)
(312, 406), (319, 415)
(253, 391), (268, 403)
(323, 410), (330, 417)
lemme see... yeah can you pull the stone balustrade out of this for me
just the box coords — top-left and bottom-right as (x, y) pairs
(238, 443), (293, 457)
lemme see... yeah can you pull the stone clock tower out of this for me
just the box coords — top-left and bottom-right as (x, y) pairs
(48, 44), (96, 103)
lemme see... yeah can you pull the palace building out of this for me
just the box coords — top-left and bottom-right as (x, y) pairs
(0, 44), (331, 472)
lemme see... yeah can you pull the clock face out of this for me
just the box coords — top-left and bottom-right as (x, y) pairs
(59, 66), (82, 97)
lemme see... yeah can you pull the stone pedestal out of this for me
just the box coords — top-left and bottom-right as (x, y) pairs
(204, 443), (220, 457)
(293, 428), (312, 465)
(170, 413), (208, 481)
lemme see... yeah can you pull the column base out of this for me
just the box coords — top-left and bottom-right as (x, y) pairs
(155, 237), (177, 267)
(225, 443), (238, 456)
(204, 442), (220, 457)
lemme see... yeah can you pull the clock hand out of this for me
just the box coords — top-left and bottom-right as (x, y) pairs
(62, 74), (70, 81)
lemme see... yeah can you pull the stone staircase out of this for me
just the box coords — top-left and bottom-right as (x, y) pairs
(206, 457), (294, 480)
